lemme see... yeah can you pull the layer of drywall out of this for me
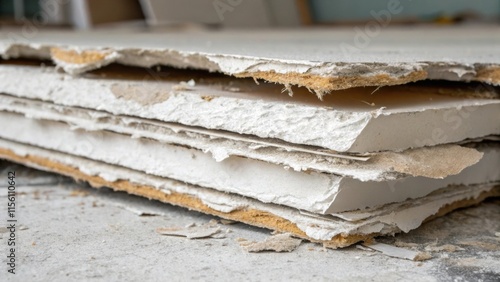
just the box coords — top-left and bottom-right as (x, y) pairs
(0, 64), (498, 152)
(0, 111), (498, 213)
(1, 27), (500, 94)
(0, 138), (497, 242)
(0, 93), (484, 182)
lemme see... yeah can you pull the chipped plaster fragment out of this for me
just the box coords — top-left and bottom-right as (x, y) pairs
(238, 233), (302, 253)
(115, 204), (168, 217)
(355, 244), (374, 252)
(111, 84), (170, 106)
(372, 145), (484, 179)
(414, 252), (433, 261)
(362, 242), (432, 261)
(156, 221), (225, 239)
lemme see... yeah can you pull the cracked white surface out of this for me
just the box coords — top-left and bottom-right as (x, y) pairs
(0, 64), (498, 152)
(1, 27), (500, 92)
(1, 111), (498, 213)
(0, 138), (497, 242)
(0, 94), (485, 182)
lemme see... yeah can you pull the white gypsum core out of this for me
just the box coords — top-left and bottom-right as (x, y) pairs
(0, 111), (498, 213)
(0, 94), (484, 182)
(0, 111), (341, 213)
(0, 138), (497, 241)
(0, 27), (499, 85)
(327, 145), (500, 212)
(0, 64), (499, 152)
(0, 93), (369, 161)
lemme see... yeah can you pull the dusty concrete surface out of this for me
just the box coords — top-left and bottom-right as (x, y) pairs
(1, 162), (499, 282)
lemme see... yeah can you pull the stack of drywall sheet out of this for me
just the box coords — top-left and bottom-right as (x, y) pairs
(0, 27), (498, 247)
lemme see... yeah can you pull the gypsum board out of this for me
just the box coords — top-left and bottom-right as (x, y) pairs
(1, 110), (499, 213)
(0, 64), (499, 152)
(0, 138), (498, 248)
(1, 26), (500, 93)
(0, 93), (486, 182)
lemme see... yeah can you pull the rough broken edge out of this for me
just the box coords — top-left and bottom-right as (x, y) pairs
(47, 47), (500, 98)
(2, 45), (500, 96)
(1, 146), (498, 249)
(46, 47), (429, 96)
(0, 95), (488, 181)
(233, 69), (429, 98)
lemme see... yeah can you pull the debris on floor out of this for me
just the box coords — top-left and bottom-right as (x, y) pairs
(156, 220), (229, 239)
(69, 189), (90, 197)
(457, 241), (500, 251)
(361, 242), (432, 261)
(115, 204), (168, 217)
(393, 241), (420, 249)
(355, 244), (375, 252)
(425, 244), (464, 253)
(237, 233), (302, 253)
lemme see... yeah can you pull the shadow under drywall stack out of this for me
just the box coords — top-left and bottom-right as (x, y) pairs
(0, 27), (499, 248)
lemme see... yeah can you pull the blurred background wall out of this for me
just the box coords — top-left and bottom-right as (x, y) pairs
(310, 0), (500, 24)
(0, 0), (499, 30)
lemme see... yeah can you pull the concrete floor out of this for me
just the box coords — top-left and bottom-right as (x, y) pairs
(1, 162), (499, 281)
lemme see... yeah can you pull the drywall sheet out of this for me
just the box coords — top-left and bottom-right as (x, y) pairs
(0, 94), (485, 182)
(1, 26), (500, 96)
(0, 64), (498, 152)
(1, 110), (498, 213)
(0, 138), (498, 248)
